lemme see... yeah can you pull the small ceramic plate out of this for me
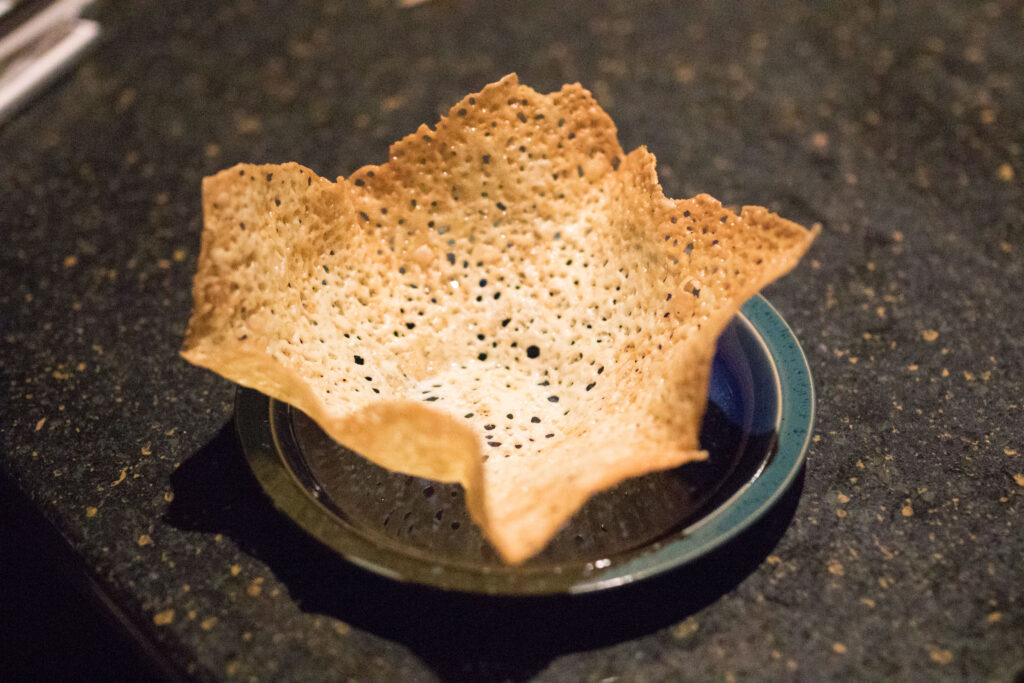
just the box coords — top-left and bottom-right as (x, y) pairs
(235, 294), (814, 595)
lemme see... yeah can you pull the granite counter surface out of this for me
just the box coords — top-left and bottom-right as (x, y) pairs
(2, 1), (1022, 680)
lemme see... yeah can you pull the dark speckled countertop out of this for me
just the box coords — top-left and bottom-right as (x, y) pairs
(2, 1), (1022, 680)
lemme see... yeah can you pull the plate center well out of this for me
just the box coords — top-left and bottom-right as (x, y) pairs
(279, 313), (780, 569)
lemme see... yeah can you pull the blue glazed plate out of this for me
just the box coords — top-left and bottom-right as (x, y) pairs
(236, 294), (814, 595)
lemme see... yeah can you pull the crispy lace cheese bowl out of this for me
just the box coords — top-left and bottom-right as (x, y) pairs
(182, 74), (818, 564)
(234, 294), (814, 595)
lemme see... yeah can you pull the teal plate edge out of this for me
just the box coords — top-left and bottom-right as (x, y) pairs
(586, 294), (815, 592)
(235, 293), (815, 596)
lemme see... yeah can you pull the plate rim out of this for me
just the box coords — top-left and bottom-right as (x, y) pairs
(235, 293), (814, 595)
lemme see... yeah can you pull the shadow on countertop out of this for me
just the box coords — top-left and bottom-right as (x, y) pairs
(165, 421), (801, 681)
(0, 475), (181, 683)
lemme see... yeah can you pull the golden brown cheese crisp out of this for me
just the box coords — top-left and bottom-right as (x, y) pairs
(182, 74), (817, 563)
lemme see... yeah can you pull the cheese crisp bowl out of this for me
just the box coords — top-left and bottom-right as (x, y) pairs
(183, 74), (817, 577)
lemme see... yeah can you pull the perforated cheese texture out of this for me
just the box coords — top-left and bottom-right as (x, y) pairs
(182, 74), (817, 563)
